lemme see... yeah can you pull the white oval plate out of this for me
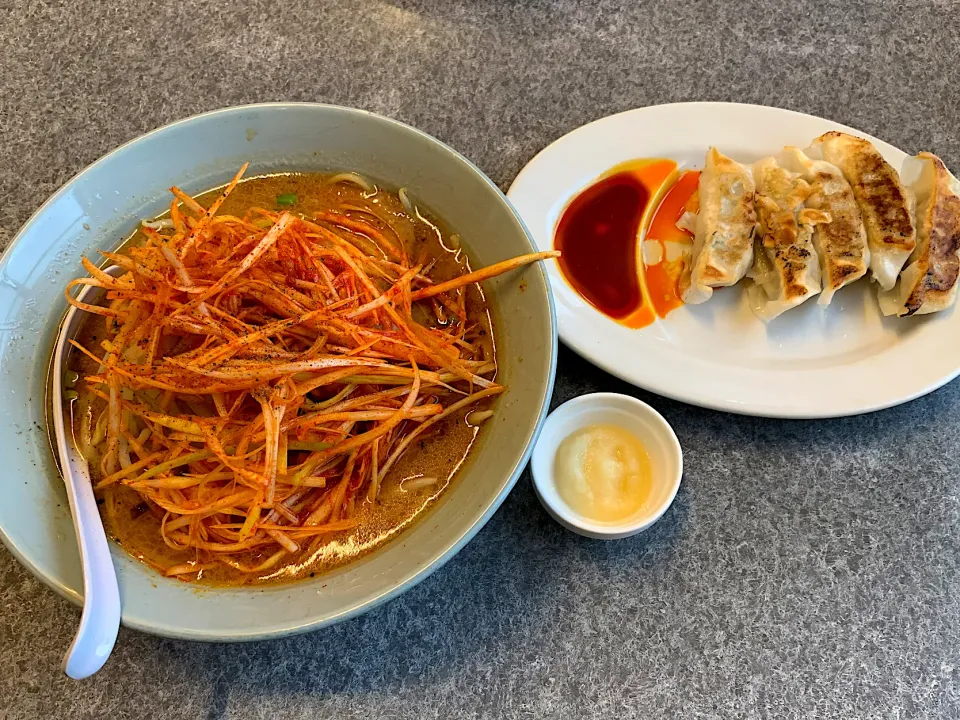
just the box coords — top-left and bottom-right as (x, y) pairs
(508, 102), (960, 418)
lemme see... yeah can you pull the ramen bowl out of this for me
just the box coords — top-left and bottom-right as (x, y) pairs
(0, 103), (557, 640)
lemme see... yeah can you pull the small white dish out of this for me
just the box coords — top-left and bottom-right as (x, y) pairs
(508, 102), (960, 418)
(531, 393), (682, 539)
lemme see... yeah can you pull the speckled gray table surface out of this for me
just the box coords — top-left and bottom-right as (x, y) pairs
(2, 0), (960, 718)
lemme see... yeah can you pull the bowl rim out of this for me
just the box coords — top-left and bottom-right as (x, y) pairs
(0, 102), (558, 640)
(530, 392), (682, 538)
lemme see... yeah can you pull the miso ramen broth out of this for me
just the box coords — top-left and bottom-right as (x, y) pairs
(63, 170), (508, 585)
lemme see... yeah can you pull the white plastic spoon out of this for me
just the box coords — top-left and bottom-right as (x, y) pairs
(52, 268), (122, 679)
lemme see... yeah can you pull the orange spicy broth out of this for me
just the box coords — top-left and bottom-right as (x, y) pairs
(554, 160), (676, 328)
(64, 172), (498, 586)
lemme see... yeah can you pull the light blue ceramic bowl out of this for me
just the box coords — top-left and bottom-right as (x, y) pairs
(0, 104), (557, 640)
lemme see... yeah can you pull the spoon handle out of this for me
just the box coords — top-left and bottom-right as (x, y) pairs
(60, 445), (121, 680)
(54, 268), (124, 679)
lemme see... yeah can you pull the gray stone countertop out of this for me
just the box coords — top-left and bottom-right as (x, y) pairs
(2, 1), (959, 717)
